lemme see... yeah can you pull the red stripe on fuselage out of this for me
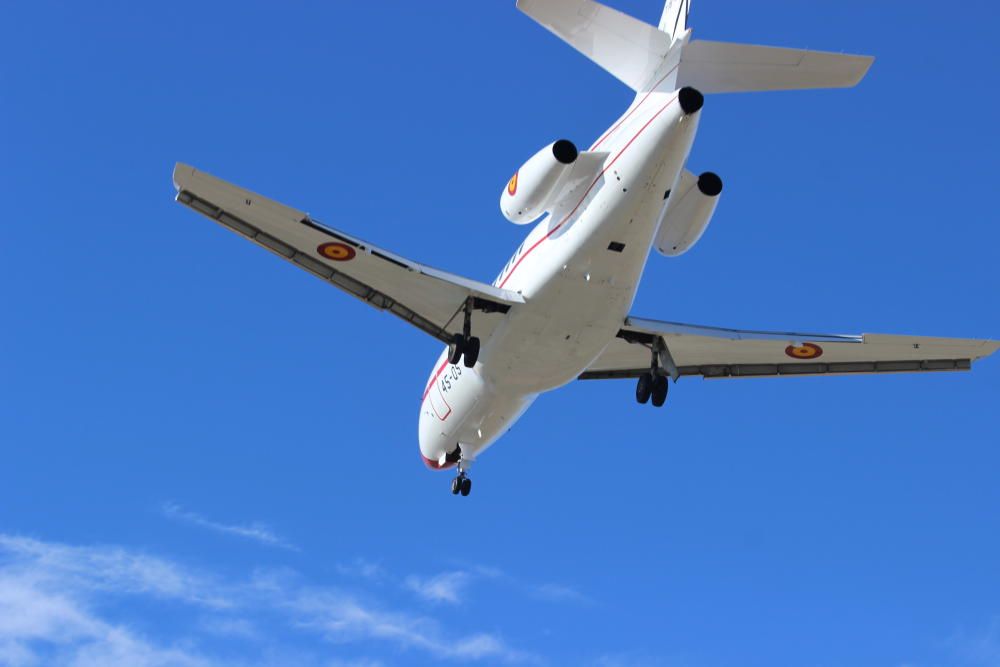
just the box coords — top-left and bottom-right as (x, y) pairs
(589, 64), (679, 151)
(497, 93), (679, 290)
(420, 90), (682, 406)
(422, 357), (450, 402)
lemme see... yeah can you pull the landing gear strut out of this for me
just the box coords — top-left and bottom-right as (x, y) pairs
(448, 298), (481, 368)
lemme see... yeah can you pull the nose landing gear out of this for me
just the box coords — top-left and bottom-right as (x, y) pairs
(450, 473), (472, 496)
(449, 448), (473, 497)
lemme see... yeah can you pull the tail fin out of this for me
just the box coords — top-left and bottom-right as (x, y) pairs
(517, 0), (873, 94)
(658, 0), (690, 41)
(516, 0), (673, 92)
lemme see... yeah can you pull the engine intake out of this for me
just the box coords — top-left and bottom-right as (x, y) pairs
(655, 171), (722, 256)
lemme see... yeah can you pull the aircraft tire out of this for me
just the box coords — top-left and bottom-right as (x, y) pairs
(636, 373), (653, 404)
(460, 477), (472, 496)
(451, 477), (461, 495)
(651, 376), (669, 407)
(448, 334), (465, 365)
(463, 337), (481, 368)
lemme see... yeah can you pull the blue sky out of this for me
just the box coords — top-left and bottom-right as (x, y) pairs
(1, 1), (998, 665)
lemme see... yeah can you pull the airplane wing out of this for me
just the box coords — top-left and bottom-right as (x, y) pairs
(581, 316), (999, 380)
(172, 164), (523, 344)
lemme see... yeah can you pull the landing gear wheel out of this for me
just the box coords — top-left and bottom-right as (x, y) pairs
(651, 375), (669, 407)
(463, 337), (481, 368)
(636, 373), (653, 404)
(448, 334), (465, 365)
(460, 476), (472, 496)
(451, 477), (461, 495)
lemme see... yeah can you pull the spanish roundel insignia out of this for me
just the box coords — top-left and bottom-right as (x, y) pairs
(317, 242), (356, 262)
(507, 171), (518, 196)
(785, 342), (823, 360)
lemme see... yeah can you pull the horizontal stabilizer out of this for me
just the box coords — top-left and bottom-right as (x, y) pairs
(678, 39), (873, 93)
(517, 0), (673, 91)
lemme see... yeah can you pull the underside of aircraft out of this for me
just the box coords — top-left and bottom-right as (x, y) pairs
(173, 0), (998, 496)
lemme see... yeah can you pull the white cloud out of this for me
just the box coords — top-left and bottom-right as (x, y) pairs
(288, 590), (533, 663)
(0, 569), (212, 667)
(327, 660), (384, 667)
(437, 564), (590, 607)
(404, 571), (471, 604)
(161, 502), (297, 551)
(532, 582), (591, 605)
(946, 616), (1000, 666)
(591, 653), (686, 667)
(0, 535), (230, 608)
(334, 558), (384, 582)
(0, 534), (538, 666)
(197, 616), (258, 640)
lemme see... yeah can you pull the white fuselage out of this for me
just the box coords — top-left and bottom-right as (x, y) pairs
(419, 90), (699, 469)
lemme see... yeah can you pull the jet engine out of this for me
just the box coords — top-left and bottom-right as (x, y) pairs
(654, 171), (723, 256)
(500, 139), (579, 224)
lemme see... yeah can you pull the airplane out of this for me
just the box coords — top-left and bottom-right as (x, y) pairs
(173, 0), (998, 496)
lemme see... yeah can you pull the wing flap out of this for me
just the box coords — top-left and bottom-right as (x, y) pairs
(173, 163), (522, 344)
(581, 316), (999, 380)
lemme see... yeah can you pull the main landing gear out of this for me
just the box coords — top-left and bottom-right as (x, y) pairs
(634, 335), (676, 408)
(450, 448), (472, 497)
(636, 371), (668, 407)
(448, 334), (480, 368)
(448, 298), (481, 368)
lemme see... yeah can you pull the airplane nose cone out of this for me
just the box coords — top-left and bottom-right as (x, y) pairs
(418, 412), (459, 470)
(421, 453), (456, 470)
(678, 86), (704, 115)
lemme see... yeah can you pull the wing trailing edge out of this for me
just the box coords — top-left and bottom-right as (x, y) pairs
(581, 316), (999, 380)
(172, 163), (522, 345)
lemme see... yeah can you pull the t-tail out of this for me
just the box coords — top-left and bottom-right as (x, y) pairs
(516, 0), (873, 94)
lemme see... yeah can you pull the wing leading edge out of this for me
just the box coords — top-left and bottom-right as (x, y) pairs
(581, 316), (999, 380)
(172, 164), (522, 345)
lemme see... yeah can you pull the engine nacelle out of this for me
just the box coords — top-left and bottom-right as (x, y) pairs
(655, 171), (723, 256)
(500, 139), (579, 224)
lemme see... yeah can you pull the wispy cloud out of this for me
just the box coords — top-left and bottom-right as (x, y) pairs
(0, 534), (230, 609)
(408, 564), (590, 607)
(197, 616), (258, 640)
(532, 582), (591, 605)
(404, 571), (472, 604)
(335, 558), (385, 582)
(592, 653), (679, 667)
(288, 589), (533, 663)
(161, 502), (297, 551)
(328, 660), (385, 667)
(0, 534), (538, 666)
(945, 616), (1000, 666)
(0, 567), (213, 667)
